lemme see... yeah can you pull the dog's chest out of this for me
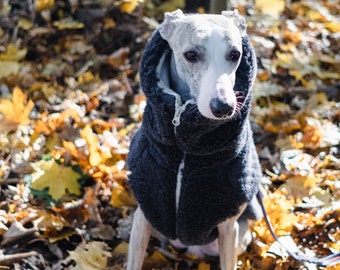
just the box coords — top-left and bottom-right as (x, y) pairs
(175, 159), (184, 210)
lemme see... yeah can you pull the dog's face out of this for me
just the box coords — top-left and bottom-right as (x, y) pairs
(159, 10), (246, 120)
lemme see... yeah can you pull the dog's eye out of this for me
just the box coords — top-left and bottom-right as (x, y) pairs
(229, 50), (241, 62)
(184, 51), (199, 63)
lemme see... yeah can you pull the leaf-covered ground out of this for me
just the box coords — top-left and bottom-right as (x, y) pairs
(0, 0), (339, 269)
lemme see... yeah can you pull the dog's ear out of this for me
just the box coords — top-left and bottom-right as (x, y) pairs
(222, 10), (247, 37)
(159, 9), (185, 41)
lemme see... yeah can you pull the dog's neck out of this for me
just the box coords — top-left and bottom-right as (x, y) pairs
(169, 53), (191, 100)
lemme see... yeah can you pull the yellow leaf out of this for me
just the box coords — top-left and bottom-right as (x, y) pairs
(35, 0), (55, 11)
(31, 159), (82, 200)
(110, 184), (136, 208)
(0, 44), (27, 61)
(256, 0), (285, 18)
(68, 241), (111, 270)
(80, 125), (102, 166)
(156, 0), (185, 13)
(143, 250), (169, 270)
(18, 18), (33, 30)
(53, 20), (84, 30)
(253, 192), (298, 243)
(120, 0), (139, 14)
(198, 261), (211, 270)
(113, 242), (129, 256)
(103, 18), (116, 29)
(0, 87), (34, 125)
(325, 21), (340, 33)
(0, 61), (20, 78)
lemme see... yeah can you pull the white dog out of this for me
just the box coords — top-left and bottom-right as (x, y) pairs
(127, 9), (261, 270)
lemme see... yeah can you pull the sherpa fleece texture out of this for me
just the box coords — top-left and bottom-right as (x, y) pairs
(127, 29), (262, 246)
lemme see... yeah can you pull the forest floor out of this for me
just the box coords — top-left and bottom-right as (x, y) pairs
(0, 0), (339, 269)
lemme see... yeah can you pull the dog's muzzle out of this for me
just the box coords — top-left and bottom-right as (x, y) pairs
(210, 98), (235, 118)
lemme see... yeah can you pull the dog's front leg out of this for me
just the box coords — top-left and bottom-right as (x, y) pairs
(127, 207), (151, 270)
(218, 204), (247, 270)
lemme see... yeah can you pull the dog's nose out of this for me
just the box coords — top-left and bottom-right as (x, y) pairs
(210, 98), (234, 118)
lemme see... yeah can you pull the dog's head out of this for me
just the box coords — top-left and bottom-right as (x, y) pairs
(159, 9), (247, 120)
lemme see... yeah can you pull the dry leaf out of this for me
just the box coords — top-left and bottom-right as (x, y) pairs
(256, 0), (285, 17)
(0, 44), (27, 61)
(198, 261), (211, 270)
(110, 183), (136, 208)
(0, 87), (34, 126)
(253, 192), (298, 243)
(30, 159), (82, 200)
(284, 174), (318, 199)
(325, 21), (340, 33)
(80, 125), (102, 167)
(53, 20), (84, 30)
(143, 250), (169, 270)
(120, 0), (139, 14)
(68, 241), (111, 270)
(35, 0), (55, 11)
(0, 61), (20, 78)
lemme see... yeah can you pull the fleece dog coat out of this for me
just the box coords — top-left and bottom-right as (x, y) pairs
(127, 29), (262, 246)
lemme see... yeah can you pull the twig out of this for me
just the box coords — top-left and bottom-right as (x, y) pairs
(0, 251), (38, 266)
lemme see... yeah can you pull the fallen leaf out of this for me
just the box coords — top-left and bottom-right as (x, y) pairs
(0, 61), (20, 78)
(255, 0), (285, 17)
(110, 183), (136, 208)
(120, 0), (139, 14)
(53, 20), (84, 30)
(80, 125), (102, 167)
(143, 250), (169, 270)
(267, 235), (299, 259)
(35, 0), (55, 11)
(198, 261), (211, 270)
(325, 21), (340, 33)
(0, 44), (27, 61)
(284, 174), (318, 199)
(113, 242), (128, 257)
(253, 192), (299, 243)
(68, 241), (111, 270)
(30, 159), (82, 200)
(0, 87), (34, 126)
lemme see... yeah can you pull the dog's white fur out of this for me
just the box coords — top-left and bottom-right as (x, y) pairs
(127, 10), (250, 270)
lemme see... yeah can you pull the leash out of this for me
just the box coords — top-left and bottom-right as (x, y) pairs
(256, 192), (340, 267)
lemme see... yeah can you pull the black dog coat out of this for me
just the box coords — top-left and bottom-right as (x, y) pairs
(127, 29), (262, 246)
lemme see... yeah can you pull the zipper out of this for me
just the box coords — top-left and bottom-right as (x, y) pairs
(162, 88), (195, 127)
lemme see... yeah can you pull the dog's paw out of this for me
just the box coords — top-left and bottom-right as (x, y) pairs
(222, 9), (247, 37)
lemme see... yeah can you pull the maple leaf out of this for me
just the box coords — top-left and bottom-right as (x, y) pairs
(30, 159), (82, 201)
(0, 87), (34, 128)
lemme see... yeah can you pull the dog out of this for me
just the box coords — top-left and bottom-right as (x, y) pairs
(127, 9), (262, 270)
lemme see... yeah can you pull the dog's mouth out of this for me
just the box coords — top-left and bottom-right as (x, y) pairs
(203, 90), (245, 120)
